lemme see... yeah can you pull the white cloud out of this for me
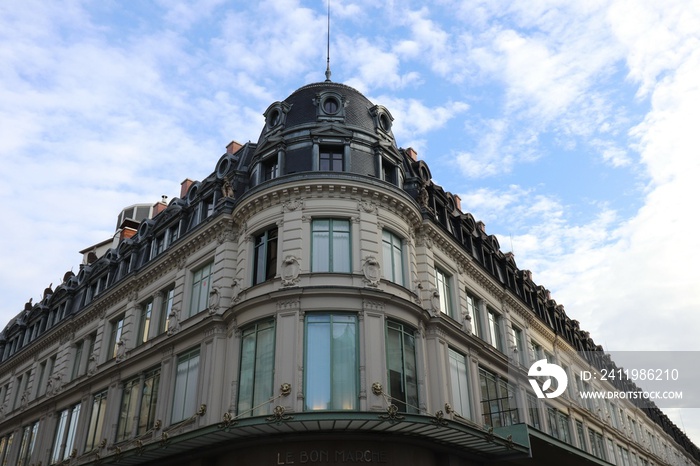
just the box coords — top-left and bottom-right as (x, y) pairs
(372, 95), (469, 143)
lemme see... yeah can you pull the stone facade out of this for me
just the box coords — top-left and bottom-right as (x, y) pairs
(0, 81), (697, 466)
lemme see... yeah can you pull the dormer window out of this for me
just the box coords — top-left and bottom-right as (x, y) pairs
(322, 96), (340, 114)
(316, 91), (345, 121)
(263, 101), (290, 131)
(370, 105), (394, 139)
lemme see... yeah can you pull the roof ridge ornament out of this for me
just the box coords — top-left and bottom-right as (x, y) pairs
(325, 0), (332, 82)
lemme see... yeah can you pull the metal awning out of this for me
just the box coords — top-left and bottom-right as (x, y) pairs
(75, 411), (531, 465)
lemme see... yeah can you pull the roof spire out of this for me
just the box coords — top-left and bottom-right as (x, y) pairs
(325, 0), (332, 82)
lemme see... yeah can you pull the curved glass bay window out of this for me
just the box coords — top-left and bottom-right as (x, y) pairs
(386, 321), (418, 413)
(238, 320), (275, 417)
(253, 228), (278, 285)
(382, 230), (404, 286)
(312, 219), (350, 273)
(304, 314), (358, 411)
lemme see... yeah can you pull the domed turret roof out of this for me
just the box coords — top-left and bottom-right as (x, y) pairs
(255, 81), (395, 148)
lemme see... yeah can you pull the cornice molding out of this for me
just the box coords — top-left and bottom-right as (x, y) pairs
(232, 179), (422, 231)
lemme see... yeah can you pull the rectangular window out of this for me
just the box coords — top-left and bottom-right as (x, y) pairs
(109, 315), (125, 359)
(448, 348), (471, 419)
(479, 368), (518, 428)
(526, 393), (541, 429)
(16, 422), (38, 466)
(558, 411), (571, 443)
(305, 314), (357, 411)
(618, 445), (631, 466)
(319, 146), (343, 171)
(589, 430), (606, 460)
(85, 390), (108, 451)
(386, 320), (418, 413)
(608, 401), (620, 428)
(189, 262), (213, 317)
(629, 418), (639, 442)
(114, 367), (160, 441)
(263, 158), (279, 180)
(168, 223), (180, 245)
(71, 341), (83, 380)
(116, 378), (140, 442)
(487, 308), (503, 351)
(510, 325), (525, 365)
(138, 299), (153, 346)
(576, 420), (587, 452)
(311, 219), (350, 273)
(547, 407), (559, 439)
(52, 403), (81, 463)
(238, 320), (275, 416)
(435, 267), (453, 317)
(138, 368), (160, 434)
(466, 291), (481, 338)
(172, 348), (200, 423)
(0, 433), (13, 466)
(160, 285), (175, 334)
(529, 340), (544, 364)
(547, 407), (572, 443)
(607, 438), (617, 465)
(253, 228), (278, 285)
(153, 234), (166, 257)
(381, 230), (404, 286)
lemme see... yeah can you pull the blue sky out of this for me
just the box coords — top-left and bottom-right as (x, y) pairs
(1, 0), (699, 443)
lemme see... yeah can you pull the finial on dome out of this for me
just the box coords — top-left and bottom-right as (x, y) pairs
(325, 0), (332, 82)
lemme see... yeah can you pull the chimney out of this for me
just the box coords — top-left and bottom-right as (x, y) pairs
(180, 178), (194, 198)
(453, 194), (461, 212)
(226, 140), (243, 154)
(476, 221), (486, 233)
(120, 227), (138, 241)
(405, 147), (418, 161)
(152, 195), (168, 217)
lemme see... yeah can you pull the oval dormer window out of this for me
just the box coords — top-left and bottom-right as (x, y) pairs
(323, 96), (340, 115)
(267, 108), (281, 128)
(379, 112), (392, 132)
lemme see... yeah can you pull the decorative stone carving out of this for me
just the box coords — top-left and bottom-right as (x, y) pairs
(87, 352), (98, 376)
(217, 228), (235, 245)
(47, 373), (62, 396)
(283, 199), (304, 212)
(208, 287), (221, 314)
(358, 200), (377, 214)
(115, 340), (127, 363)
(462, 310), (472, 334)
(430, 288), (441, 316)
(412, 277), (423, 305)
(19, 390), (29, 410)
(176, 256), (187, 270)
(167, 308), (181, 335)
(222, 178), (234, 198)
(280, 256), (301, 287)
(418, 186), (429, 208)
(231, 279), (242, 303)
(361, 256), (381, 287)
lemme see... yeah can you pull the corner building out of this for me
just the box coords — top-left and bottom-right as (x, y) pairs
(1, 80), (698, 466)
